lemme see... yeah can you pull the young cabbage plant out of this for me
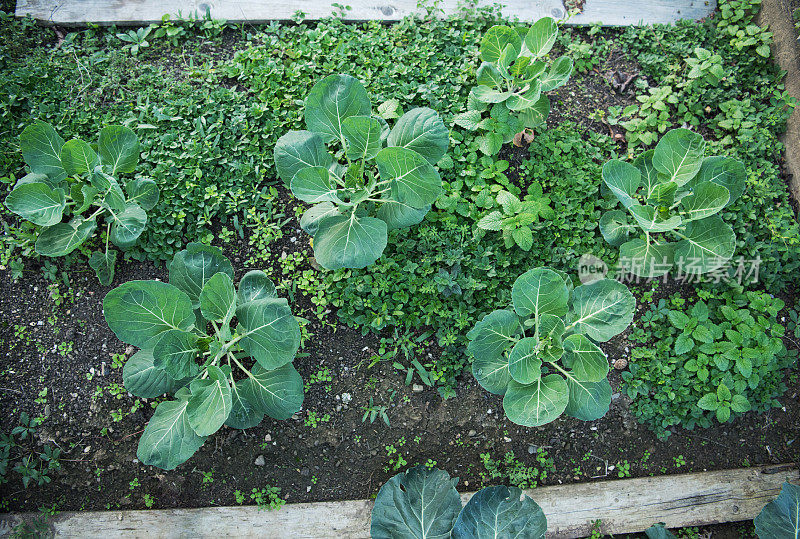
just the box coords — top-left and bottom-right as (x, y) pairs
(599, 128), (745, 278)
(454, 17), (573, 155)
(103, 244), (303, 470)
(371, 465), (547, 539)
(467, 267), (635, 427)
(4, 121), (157, 285)
(274, 74), (449, 270)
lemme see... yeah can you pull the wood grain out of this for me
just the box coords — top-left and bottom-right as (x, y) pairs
(0, 464), (796, 538)
(15, 0), (717, 26)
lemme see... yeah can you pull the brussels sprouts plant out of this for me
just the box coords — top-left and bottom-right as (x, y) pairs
(103, 244), (303, 470)
(4, 121), (157, 285)
(454, 17), (573, 155)
(599, 128), (745, 278)
(274, 74), (449, 270)
(467, 267), (635, 427)
(371, 465), (547, 539)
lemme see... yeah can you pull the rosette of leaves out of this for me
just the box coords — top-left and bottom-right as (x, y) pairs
(466, 268), (635, 427)
(371, 465), (547, 539)
(102, 244), (303, 470)
(599, 128), (745, 278)
(274, 74), (448, 270)
(454, 18), (573, 156)
(4, 121), (158, 285)
(476, 185), (554, 251)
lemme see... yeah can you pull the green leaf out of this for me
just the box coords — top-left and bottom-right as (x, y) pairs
(652, 128), (706, 187)
(137, 398), (206, 470)
(717, 382), (732, 402)
(511, 226), (533, 250)
(371, 466), (461, 539)
(693, 156), (745, 206)
(568, 279), (636, 342)
(519, 95), (550, 127)
(60, 138), (99, 175)
(603, 160), (641, 208)
(467, 309), (521, 361)
(503, 374), (569, 427)
(472, 354), (511, 395)
(525, 17), (558, 58)
(387, 107), (449, 165)
(72, 183), (99, 214)
(313, 213), (388, 270)
(376, 201), (429, 231)
(647, 181), (677, 208)
(564, 377), (612, 421)
(273, 130), (332, 186)
(476, 132), (503, 155)
(187, 365), (232, 436)
(35, 218), (96, 257)
(629, 204), (682, 233)
(237, 270), (277, 304)
(342, 115), (383, 161)
(109, 203), (147, 249)
(619, 239), (675, 278)
(471, 85), (513, 104)
(122, 349), (180, 399)
(753, 482), (800, 539)
(674, 216), (735, 274)
(539, 56), (573, 91)
(153, 329), (201, 379)
(19, 121), (66, 181)
(304, 74), (371, 143)
(453, 110), (483, 131)
(477, 210), (504, 231)
(125, 178), (159, 211)
(237, 298), (300, 370)
(476, 62), (504, 88)
(4, 182), (66, 226)
(716, 405), (731, 423)
(239, 363), (304, 420)
(89, 249), (117, 286)
(697, 393), (718, 410)
(512, 267), (569, 319)
(634, 149), (661, 198)
(562, 334), (608, 382)
(200, 272), (236, 322)
(481, 25), (521, 63)
(104, 280), (195, 349)
(377, 147), (442, 208)
(730, 394), (751, 413)
(98, 125), (140, 174)
(290, 166), (340, 204)
(645, 523), (678, 539)
(299, 202), (340, 236)
(226, 379), (265, 430)
(599, 210), (633, 247)
(505, 82), (542, 111)
(675, 333), (694, 355)
(508, 337), (543, 385)
(168, 243), (234, 308)
(453, 486), (547, 539)
(679, 182), (730, 221)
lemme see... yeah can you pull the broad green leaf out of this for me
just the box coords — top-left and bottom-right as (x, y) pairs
(472, 354), (510, 395)
(89, 249), (117, 286)
(342, 115), (383, 161)
(237, 298), (300, 370)
(754, 481), (800, 539)
(599, 210), (634, 247)
(20, 120), (66, 181)
(568, 279), (635, 342)
(539, 56), (573, 91)
(35, 218), (96, 257)
(603, 160), (641, 208)
(168, 243), (234, 308)
(90, 170), (116, 191)
(122, 349), (179, 399)
(200, 272), (236, 322)
(299, 202), (340, 236)
(562, 334), (608, 382)
(467, 309), (521, 361)
(290, 166), (340, 204)
(304, 74), (371, 143)
(511, 267), (569, 319)
(125, 178), (159, 211)
(60, 138), (99, 175)
(98, 125), (140, 174)
(674, 216), (735, 274)
(503, 374), (569, 427)
(274, 130), (332, 185)
(240, 363), (304, 420)
(237, 270), (277, 304)
(371, 466), (461, 539)
(634, 149), (661, 198)
(4, 182), (66, 226)
(652, 128), (705, 187)
(481, 25), (521, 63)
(647, 181), (677, 208)
(72, 183), (99, 214)
(506, 82), (542, 111)
(619, 238), (675, 278)
(15, 172), (53, 188)
(476, 62), (504, 88)
(153, 329), (201, 379)
(387, 107), (449, 165)
(453, 485), (547, 539)
(452, 110), (482, 131)
(525, 17), (558, 58)
(376, 201), (429, 230)
(511, 226), (533, 251)
(508, 337), (543, 385)
(377, 146), (442, 207)
(476, 132), (503, 155)
(103, 180), (126, 213)
(564, 377), (612, 421)
(110, 202), (147, 249)
(313, 213), (388, 270)
(187, 365), (232, 436)
(104, 280), (195, 349)
(477, 210), (504, 231)
(679, 181), (730, 221)
(225, 379), (265, 429)
(629, 204), (682, 233)
(519, 95), (550, 127)
(697, 393), (718, 410)
(730, 394), (751, 413)
(471, 85), (513, 104)
(137, 398), (206, 470)
(693, 156), (745, 206)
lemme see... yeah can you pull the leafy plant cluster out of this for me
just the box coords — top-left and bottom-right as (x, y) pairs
(623, 288), (795, 438)
(103, 244), (304, 469)
(1, 413), (61, 489)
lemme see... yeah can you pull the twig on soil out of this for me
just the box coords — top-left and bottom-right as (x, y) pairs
(0, 387), (23, 393)
(112, 428), (145, 443)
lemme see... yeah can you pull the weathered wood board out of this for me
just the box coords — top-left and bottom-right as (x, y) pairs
(15, 0), (717, 27)
(0, 464), (796, 538)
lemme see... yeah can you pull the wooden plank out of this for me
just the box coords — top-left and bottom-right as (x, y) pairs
(15, 0), (717, 27)
(0, 465), (796, 538)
